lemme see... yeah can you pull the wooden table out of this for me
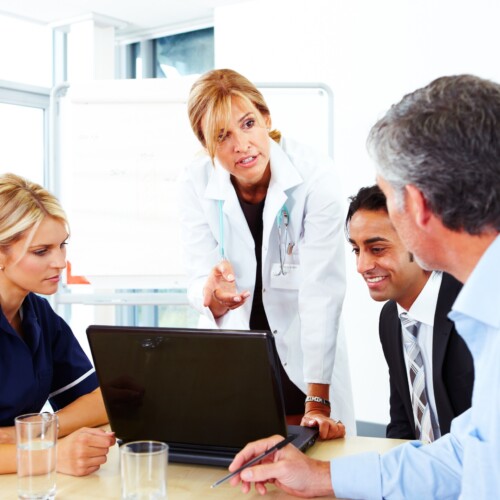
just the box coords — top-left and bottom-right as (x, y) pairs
(0, 436), (406, 499)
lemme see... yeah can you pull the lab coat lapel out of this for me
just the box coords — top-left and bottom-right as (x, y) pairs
(204, 161), (254, 258)
(262, 140), (303, 254)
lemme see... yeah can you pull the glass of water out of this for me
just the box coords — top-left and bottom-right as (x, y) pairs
(120, 440), (168, 499)
(15, 412), (58, 500)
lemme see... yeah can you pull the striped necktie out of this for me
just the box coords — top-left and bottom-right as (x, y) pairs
(400, 312), (437, 443)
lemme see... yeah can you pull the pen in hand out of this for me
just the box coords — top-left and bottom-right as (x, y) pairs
(210, 435), (294, 489)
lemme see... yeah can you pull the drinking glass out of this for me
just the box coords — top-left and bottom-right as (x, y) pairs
(120, 440), (168, 499)
(15, 412), (58, 500)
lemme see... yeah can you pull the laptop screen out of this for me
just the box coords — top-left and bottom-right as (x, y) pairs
(87, 326), (288, 450)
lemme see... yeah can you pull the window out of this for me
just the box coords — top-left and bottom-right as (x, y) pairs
(117, 290), (200, 328)
(127, 28), (214, 79)
(0, 81), (50, 187)
(155, 28), (214, 78)
(0, 14), (51, 185)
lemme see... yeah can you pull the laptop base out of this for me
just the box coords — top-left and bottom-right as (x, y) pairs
(168, 425), (318, 467)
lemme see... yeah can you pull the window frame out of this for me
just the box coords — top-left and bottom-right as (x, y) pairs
(0, 80), (51, 187)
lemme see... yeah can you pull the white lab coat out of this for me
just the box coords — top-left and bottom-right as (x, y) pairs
(178, 137), (355, 434)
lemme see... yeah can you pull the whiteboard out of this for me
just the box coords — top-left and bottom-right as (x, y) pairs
(53, 78), (333, 287)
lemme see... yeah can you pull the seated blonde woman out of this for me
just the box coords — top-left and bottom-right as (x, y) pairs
(0, 173), (115, 476)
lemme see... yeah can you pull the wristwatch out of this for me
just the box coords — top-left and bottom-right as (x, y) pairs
(305, 396), (331, 407)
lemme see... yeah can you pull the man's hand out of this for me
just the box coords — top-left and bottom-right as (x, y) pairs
(229, 435), (334, 498)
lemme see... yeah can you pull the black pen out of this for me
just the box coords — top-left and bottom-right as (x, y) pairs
(210, 435), (294, 489)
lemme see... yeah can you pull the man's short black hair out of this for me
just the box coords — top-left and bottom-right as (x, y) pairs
(345, 185), (387, 238)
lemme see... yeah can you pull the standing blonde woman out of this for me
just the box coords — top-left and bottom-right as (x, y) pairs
(0, 173), (115, 475)
(178, 69), (355, 438)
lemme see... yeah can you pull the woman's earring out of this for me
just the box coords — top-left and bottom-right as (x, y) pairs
(0, 265), (4, 271)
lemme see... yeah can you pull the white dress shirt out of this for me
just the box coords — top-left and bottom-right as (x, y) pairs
(397, 270), (443, 439)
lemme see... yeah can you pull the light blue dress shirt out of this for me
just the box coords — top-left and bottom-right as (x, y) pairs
(331, 235), (500, 499)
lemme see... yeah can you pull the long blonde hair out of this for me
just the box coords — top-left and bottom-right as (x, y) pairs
(0, 173), (68, 252)
(187, 68), (281, 161)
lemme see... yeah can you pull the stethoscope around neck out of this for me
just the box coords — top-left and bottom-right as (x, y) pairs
(218, 200), (291, 275)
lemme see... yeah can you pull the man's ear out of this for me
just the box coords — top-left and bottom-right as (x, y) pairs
(405, 184), (432, 229)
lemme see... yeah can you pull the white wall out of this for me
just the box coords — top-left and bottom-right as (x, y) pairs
(214, 0), (500, 424)
(0, 13), (52, 87)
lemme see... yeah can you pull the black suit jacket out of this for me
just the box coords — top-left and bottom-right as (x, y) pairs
(379, 273), (474, 439)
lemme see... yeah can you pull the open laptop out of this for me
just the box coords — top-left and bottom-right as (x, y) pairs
(87, 325), (318, 467)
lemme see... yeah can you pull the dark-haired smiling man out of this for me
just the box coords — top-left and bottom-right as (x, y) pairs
(346, 184), (474, 442)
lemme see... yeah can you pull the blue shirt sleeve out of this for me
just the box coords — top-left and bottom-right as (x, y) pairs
(22, 294), (99, 411)
(331, 411), (468, 499)
(48, 312), (98, 410)
(331, 451), (382, 500)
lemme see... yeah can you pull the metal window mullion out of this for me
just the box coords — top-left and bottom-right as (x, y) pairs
(116, 43), (135, 79)
(140, 39), (155, 78)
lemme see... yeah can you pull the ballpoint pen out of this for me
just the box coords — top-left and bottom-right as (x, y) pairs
(210, 435), (294, 489)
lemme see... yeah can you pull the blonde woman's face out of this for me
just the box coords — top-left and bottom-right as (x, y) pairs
(205, 96), (271, 188)
(0, 216), (68, 298)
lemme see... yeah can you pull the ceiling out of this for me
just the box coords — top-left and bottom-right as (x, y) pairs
(0, 0), (248, 39)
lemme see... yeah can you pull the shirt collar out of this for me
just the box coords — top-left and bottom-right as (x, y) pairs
(0, 294), (42, 351)
(397, 271), (443, 327)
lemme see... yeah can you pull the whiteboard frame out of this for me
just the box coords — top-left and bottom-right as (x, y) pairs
(255, 81), (334, 158)
(49, 80), (334, 306)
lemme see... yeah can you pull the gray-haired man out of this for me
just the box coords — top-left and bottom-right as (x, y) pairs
(228, 74), (500, 499)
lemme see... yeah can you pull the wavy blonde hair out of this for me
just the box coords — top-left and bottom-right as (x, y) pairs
(0, 173), (68, 253)
(187, 68), (281, 161)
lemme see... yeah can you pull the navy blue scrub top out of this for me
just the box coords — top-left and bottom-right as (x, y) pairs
(0, 292), (98, 426)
